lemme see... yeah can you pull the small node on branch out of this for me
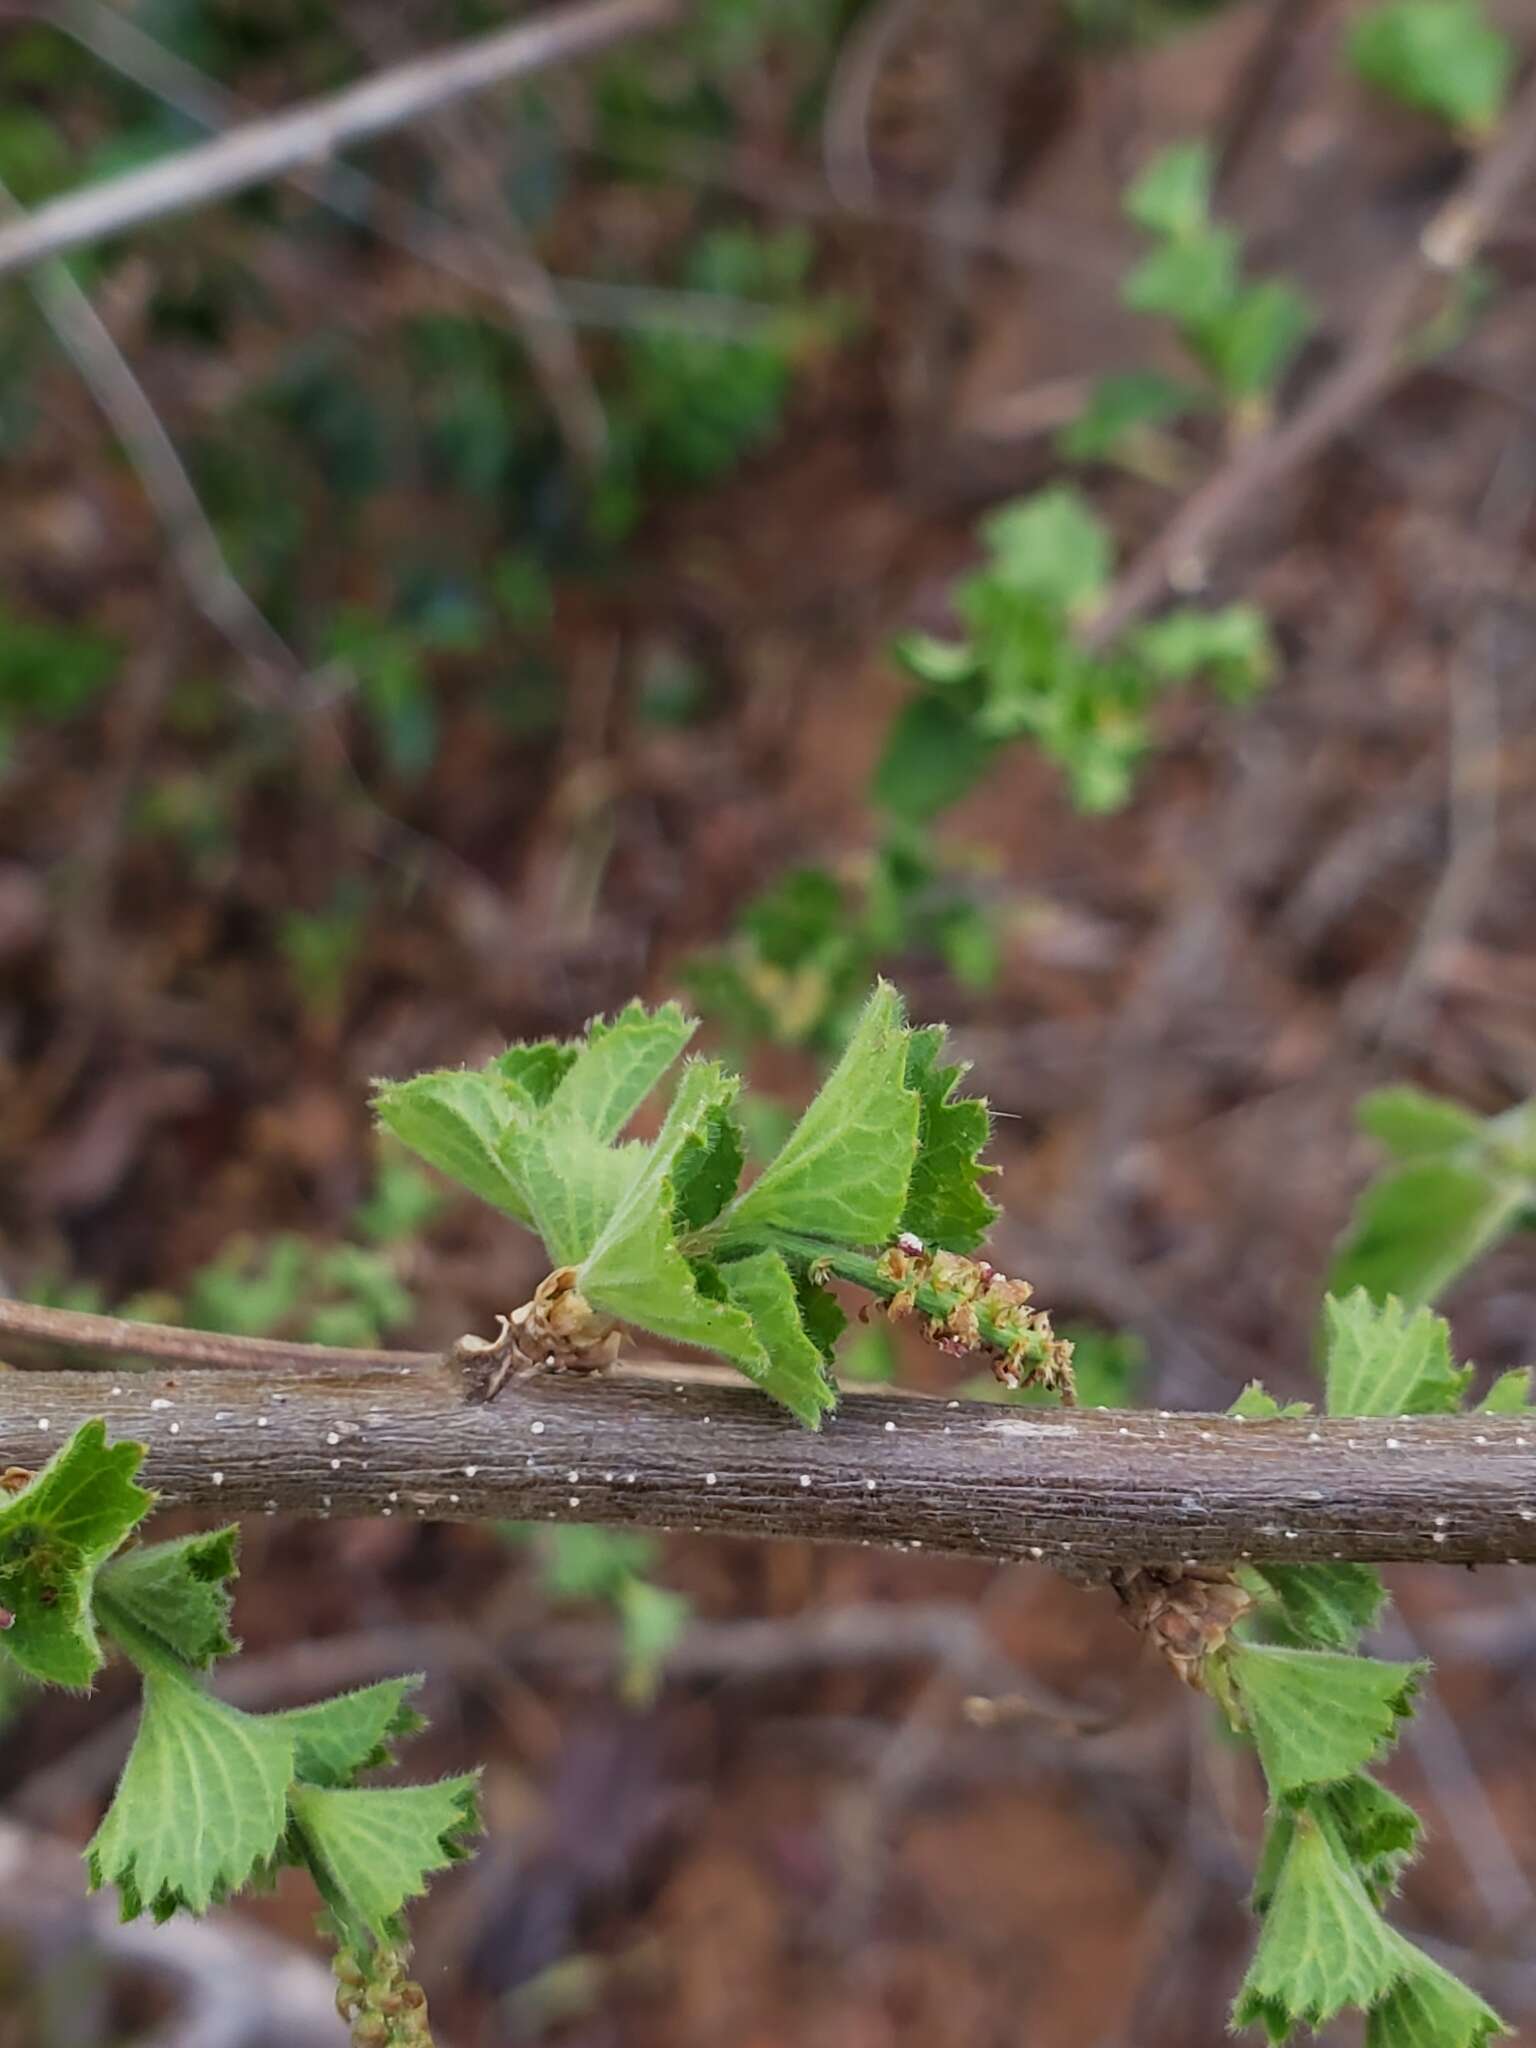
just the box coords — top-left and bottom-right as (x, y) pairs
(1112, 1564), (1253, 1689)
(450, 1268), (621, 1404)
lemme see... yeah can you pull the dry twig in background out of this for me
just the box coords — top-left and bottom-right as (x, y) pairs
(0, 0), (680, 279)
(1083, 69), (1536, 648)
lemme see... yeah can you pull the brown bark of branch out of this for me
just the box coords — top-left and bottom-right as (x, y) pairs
(0, 0), (679, 280)
(1, 1344), (1533, 1569)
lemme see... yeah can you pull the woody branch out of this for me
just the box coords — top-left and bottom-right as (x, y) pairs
(0, 1304), (1532, 1568)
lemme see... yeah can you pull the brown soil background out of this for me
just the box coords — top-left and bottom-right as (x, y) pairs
(2, 2), (1535, 2043)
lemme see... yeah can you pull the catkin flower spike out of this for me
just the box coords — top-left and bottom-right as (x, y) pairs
(875, 1242), (1077, 1400)
(333, 1941), (436, 2048)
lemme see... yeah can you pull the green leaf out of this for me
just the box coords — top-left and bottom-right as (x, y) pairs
(289, 1776), (480, 1942)
(583, 1192), (766, 1377)
(1229, 1381), (1312, 1419)
(512, 1023), (721, 1270)
(1491, 1099), (1536, 1178)
(375, 1006), (696, 1243)
(1350, 0), (1514, 133)
(87, 1670), (295, 1918)
(1364, 1946), (1504, 2048)
(1251, 1564), (1387, 1651)
(976, 488), (1114, 615)
(740, 866), (846, 969)
(1196, 278), (1312, 399)
(671, 1101), (745, 1233)
(1250, 1807), (1297, 1919)
(3, 1420), (150, 1559)
(1227, 1642), (1422, 1801)
(1357, 1087), (1486, 1160)
(873, 689), (998, 821)
(863, 831), (935, 958)
(274, 1678), (425, 1788)
(1124, 139), (1213, 238)
(1124, 225), (1241, 329)
(0, 1420), (152, 1687)
(891, 631), (981, 688)
(1322, 1291), (1472, 1416)
(353, 1152), (442, 1244)
(577, 1062), (772, 1372)
(717, 1249), (838, 1426)
(98, 1528), (239, 1670)
(900, 1025), (998, 1252)
(512, 1121), (646, 1269)
(371, 1068), (533, 1224)
(1478, 1368), (1532, 1414)
(1321, 1774), (1423, 1902)
(1234, 1812), (1408, 2037)
(0, 600), (118, 714)
(794, 1266), (848, 1363)
(1129, 603), (1275, 702)
(542, 1001), (696, 1143)
(616, 1576), (690, 1705)
(1056, 369), (1201, 461)
(1246, 1775), (1418, 1918)
(533, 1522), (659, 1600)
(185, 1235), (309, 1337)
(1328, 1161), (1526, 1311)
(494, 1040), (578, 1105)
(722, 981), (919, 1246)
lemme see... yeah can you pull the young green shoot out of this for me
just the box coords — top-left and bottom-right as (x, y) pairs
(374, 983), (1074, 1423)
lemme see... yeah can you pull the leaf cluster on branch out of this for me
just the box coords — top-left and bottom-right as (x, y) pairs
(375, 981), (1072, 1424)
(1205, 1288), (1528, 2045)
(0, 1422), (477, 2045)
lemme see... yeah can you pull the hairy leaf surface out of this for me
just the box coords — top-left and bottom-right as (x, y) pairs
(1234, 1814), (1408, 2038)
(722, 981), (919, 1244)
(88, 1670), (294, 1918)
(1229, 1643), (1422, 1801)
(290, 1776), (479, 1940)
(1364, 1950), (1504, 2048)
(1323, 1293), (1471, 1417)
(0, 1421), (151, 1686)
(1229, 1382), (1312, 1420)
(275, 1678), (425, 1787)
(372, 1069), (533, 1224)
(900, 1026), (998, 1252)
(1479, 1368), (1533, 1414)
(716, 1249), (838, 1426)
(98, 1528), (239, 1670)
(1250, 1564), (1387, 1652)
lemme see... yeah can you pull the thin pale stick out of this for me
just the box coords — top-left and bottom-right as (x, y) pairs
(0, 0), (679, 279)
